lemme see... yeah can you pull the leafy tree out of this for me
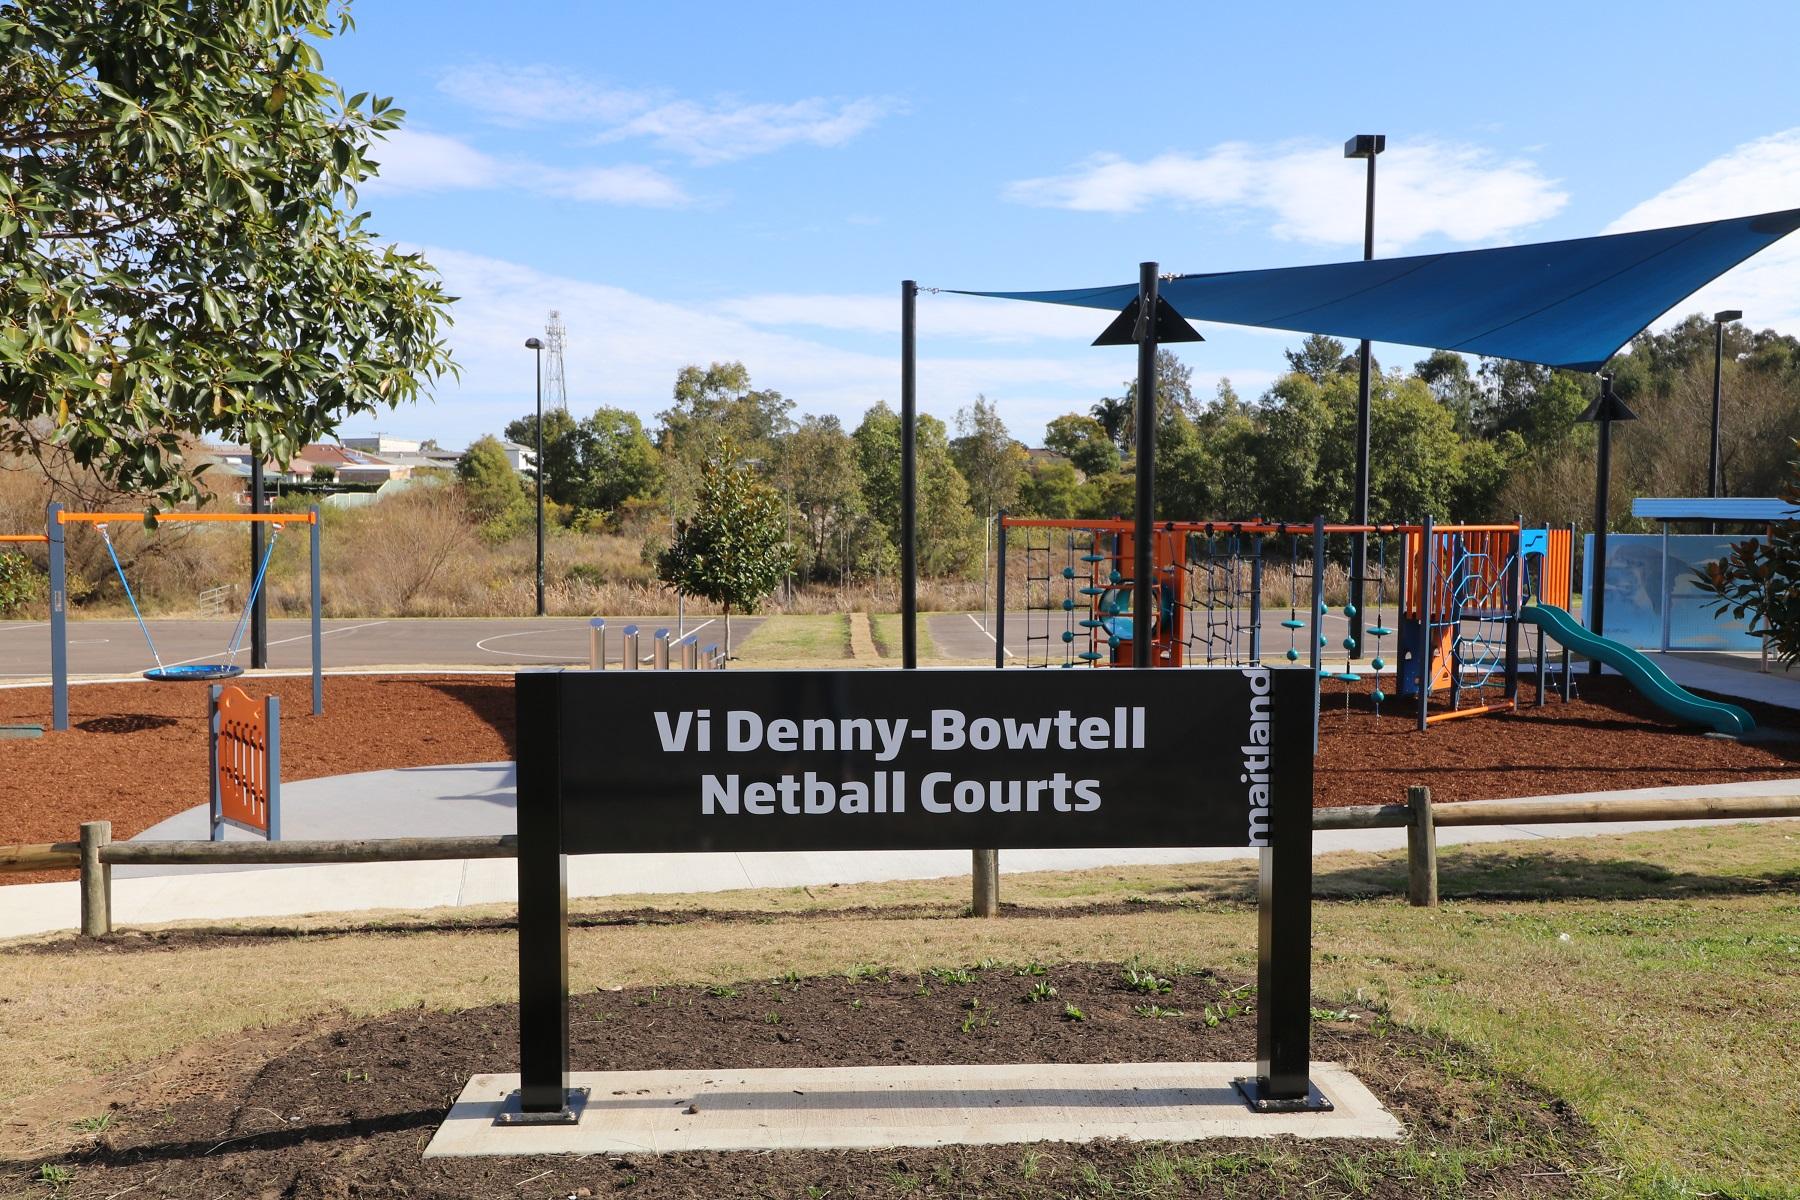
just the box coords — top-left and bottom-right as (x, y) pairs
(0, 1), (455, 507)
(568, 408), (661, 519)
(655, 438), (793, 657)
(951, 395), (1026, 519)
(778, 414), (862, 579)
(1089, 395), (1130, 449)
(0, 548), (42, 617)
(1283, 334), (1356, 384)
(1696, 439), (1800, 665)
(1017, 456), (1082, 518)
(1414, 350), (1480, 432)
(456, 435), (528, 532)
(505, 408), (579, 502)
(1116, 349), (1197, 450)
(657, 361), (792, 514)
(1043, 413), (1120, 476)
(851, 402), (978, 577)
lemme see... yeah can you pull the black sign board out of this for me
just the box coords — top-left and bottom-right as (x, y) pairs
(512, 667), (1324, 1120)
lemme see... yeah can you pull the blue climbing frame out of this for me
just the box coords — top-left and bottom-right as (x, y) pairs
(45, 504), (324, 731)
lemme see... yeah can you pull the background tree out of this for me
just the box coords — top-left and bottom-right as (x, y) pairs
(1089, 395), (1130, 449)
(455, 435), (528, 534)
(1283, 334), (1358, 384)
(951, 395), (1026, 519)
(1043, 413), (1120, 476)
(777, 414), (862, 579)
(1117, 349), (1197, 450)
(657, 361), (792, 514)
(852, 403), (978, 577)
(655, 439), (792, 657)
(505, 408), (579, 503)
(0, 0), (456, 506)
(565, 408), (661, 520)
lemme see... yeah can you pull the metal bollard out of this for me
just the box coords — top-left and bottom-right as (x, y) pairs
(653, 628), (671, 670)
(622, 625), (640, 670)
(680, 636), (699, 670)
(706, 643), (722, 669)
(589, 618), (605, 670)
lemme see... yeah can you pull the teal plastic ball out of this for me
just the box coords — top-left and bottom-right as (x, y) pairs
(1372, 689), (1386, 703)
(1062, 566), (1076, 579)
(1108, 636), (1121, 648)
(1285, 648), (1299, 662)
(1343, 604), (1357, 617)
(1061, 630), (1075, 643)
(1110, 570), (1123, 583)
(1371, 657), (1386, 671)
(1319, 601), (1329, 615)
(1061, 598), (1075, 611)
(1342, 637), (1357, 651)
(1318, 634), (1328, 646)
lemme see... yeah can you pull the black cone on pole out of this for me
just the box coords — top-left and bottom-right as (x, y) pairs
(1577, 372), (1636, 675)
(1344, 133), (1384, 661)
(1132, 262), (1158, 666)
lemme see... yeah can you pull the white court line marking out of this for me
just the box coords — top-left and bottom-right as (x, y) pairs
(154, 620), (386, 670)
(0, 622), (48, 635)
(967, 612), (1015, 658)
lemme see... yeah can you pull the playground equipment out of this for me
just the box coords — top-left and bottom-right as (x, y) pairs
(209, 683), (280, 840)
(997, 515), (1757, 738)
(998, 515), (1534, 731)
(42, 503), (323, 730)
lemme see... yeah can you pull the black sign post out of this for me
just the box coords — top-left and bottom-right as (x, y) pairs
(508, 665), (1326, 1122)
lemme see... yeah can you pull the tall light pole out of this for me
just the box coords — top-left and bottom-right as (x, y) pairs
(1344, 133), (1385, 659)
(524, 336), (545, 617)
(1578, 372), (1636, 674)
(1708, 308), (1742, 533)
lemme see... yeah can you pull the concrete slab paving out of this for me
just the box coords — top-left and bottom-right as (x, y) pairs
(423, 1061), (1401, 1157)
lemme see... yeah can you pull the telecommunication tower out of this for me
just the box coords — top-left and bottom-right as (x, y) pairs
(543, 310), (568, 412)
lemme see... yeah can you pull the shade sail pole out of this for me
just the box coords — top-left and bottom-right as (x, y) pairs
(1133, 262), (1158, 667)
(900, 280), (918, 670)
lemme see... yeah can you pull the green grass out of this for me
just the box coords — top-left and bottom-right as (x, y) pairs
(5, 824), (1798, 1196)
(735, 614), (852, 662)
(869, 611), (935, 660)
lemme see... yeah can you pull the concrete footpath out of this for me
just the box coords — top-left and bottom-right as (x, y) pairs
(2, 764), (1796, 941)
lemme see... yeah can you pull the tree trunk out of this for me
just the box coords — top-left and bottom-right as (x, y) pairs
(724, 604), (732, 660)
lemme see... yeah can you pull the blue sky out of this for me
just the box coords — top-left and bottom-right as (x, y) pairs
(322, 1), (1800, 449)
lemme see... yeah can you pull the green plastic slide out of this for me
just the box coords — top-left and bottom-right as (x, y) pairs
(1520, 603), (1755, 736)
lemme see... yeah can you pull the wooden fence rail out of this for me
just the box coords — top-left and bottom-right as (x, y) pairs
(3, 795), (1795, 936)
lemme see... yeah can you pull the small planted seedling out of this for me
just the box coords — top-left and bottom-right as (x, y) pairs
(37, 1163), (73, 1190)
(776, 968), (804, 986)
(1062, 1002), (1087, 1022)
(959, 996), (995, 1034)
(849, 998), (864, 1010)
(844, 963), (886, 982)
(1025, 981), (1058, 1003)
(342, 1067), (371, 1084)
(706, 984), (739, 999)
(1013, 961), (1049, 977)
(1123, 967), (1173, 996)
(71, 1114), (113, 1134)
(1134, 1003), (1184, 1019)
(1311, 1006), (1359, 1022)
(927, 966), (978, 985)
(764, 1010), (782, 1025)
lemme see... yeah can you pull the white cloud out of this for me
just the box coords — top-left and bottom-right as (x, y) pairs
(598, 96), (899, 165)
(363, 129), (502, 193)
(385, 248), (1270, 448)
(363, 129), (688, 207)
(717, 292), (1112, 343)
(1605, 129), (1800, 332)
(437, 62), (898, 165)
(1005, 139), (1568, 253)
(435, 63), (649, 126)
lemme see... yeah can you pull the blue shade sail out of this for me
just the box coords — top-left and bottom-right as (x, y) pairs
(949, 209), (1800, 371)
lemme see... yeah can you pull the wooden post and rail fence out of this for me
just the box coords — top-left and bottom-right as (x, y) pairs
(2, 790), (1796, 936)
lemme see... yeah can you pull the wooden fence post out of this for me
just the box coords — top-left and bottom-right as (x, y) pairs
(79, 820), (111, 936)
(971, 849), (1000, 917)
(1406, 786), (1438, 907)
